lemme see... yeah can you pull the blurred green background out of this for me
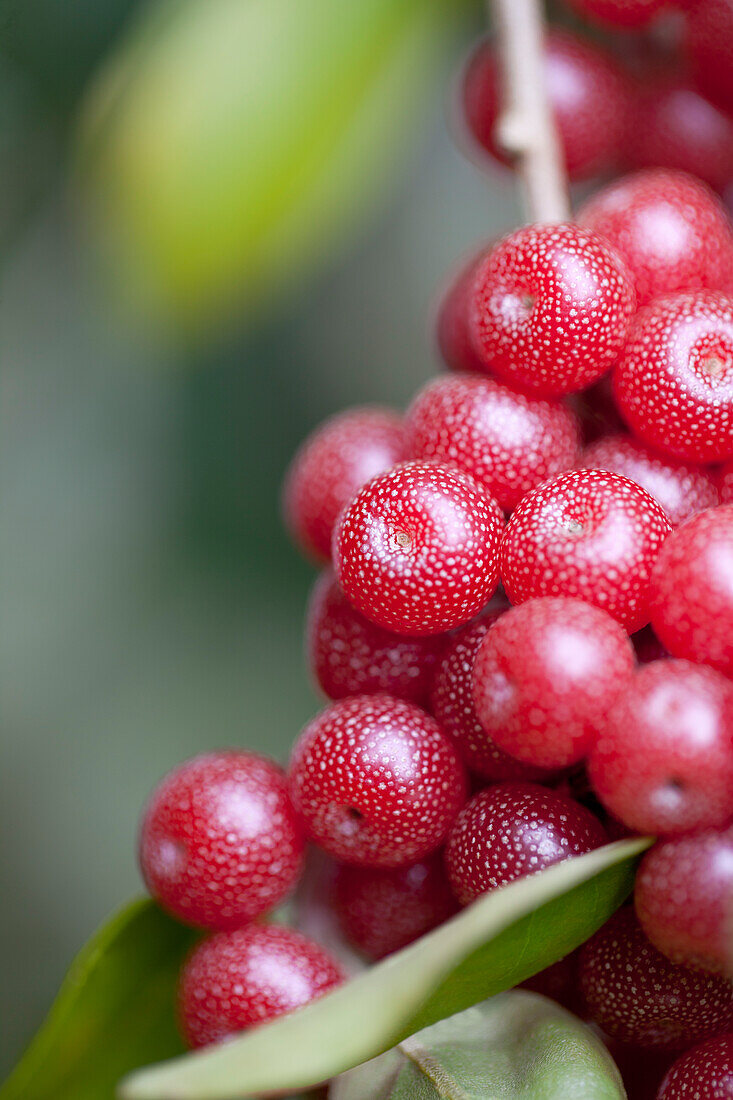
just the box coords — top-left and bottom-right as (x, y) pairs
(0, 0), (518, 1074)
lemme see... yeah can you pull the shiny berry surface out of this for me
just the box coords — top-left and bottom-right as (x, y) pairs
(282, 407), (406, 562)
(288, 694), (466, 867)
(470, 224), (636, 396)
(406, 374), (580, 513)
(178, 925), (343, 1049)
(435, 250), (486, 373)
(579, 908), (733, 1051)
(686, 0), (733, 116)
(334, 461), (503, 636)
(444, 782), (606, 905)
(657, 1035), (733, 1099)
(613, 291), (733, 463)
(139, 752), (304, 931)
(649, 505), (733, 676)
(578, 170), (733, 307)
(563, 0), (667, 27)
(501, 469), (672, 633)
(472, 597), (635, 770)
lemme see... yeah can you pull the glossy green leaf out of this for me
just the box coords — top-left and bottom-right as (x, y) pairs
(120, 838), (649, 1100)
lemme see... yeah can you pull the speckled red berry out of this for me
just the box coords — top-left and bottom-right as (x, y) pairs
(562, 0), (668, 27)
(501, 469), (672, 633)
(613, 291), (733, 463)
(444, 782), (606, 906)
(405, 374), (580, 513)
(288, 694), (466, 867)
(178, 924), (343, 1049)
(579, 908), (733, 1051)
(657, 1034), (733, 1098)
(470, 224), (636, 396)
(649, 505), (733, 676)
(282, 407), (406, 563)
(435, 249), (487, 373)
(334, 461), (503, 636)
(139, 752), (305, 931)
(686, 0), (733, 116)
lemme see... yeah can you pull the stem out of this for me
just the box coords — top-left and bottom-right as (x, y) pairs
(489, 0), (571, 223)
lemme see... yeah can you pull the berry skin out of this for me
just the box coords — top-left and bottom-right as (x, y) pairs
(657, 1035), (733, 1099)
(472, 597), (635, 770)
(139, 752), (305, 931)
(581, 433), (720, 527)
(577, 170), (733, 308)
(500, 469), (672, 633)
(178, 925), (343, 1049)
(282, 407), (406, 563)
(635, 826), (733, 974)
(288, 694), (467, 868)
(562, 0), (668, 28)
(588, 659), (733, 837)
(435, 250), (487, 373)
(470, 224), (636, 396)
(613, 291), (733, 463)
(685, 0), (733, 116)
(649, 505), (733, 676)
(444, 782), (606, 906)
(334, 461), (503, 636)
(405, 374), (581, 513)
(578, 908), (733, 1051)
(331, 855), (458, 960)
(306, 571), (443, 706)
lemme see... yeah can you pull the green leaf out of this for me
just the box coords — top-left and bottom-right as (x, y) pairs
(0, 900), (197, 1100)
(119, 838), (649, 1100)
(332, 991), (625, 1099)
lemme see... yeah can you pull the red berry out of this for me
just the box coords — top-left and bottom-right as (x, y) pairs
(405, 374), (580, 513)
(635, 826), (733, 973)
(581, 433), (720, 527)
(613, 291), (733, 463)
(444, 782), (606, 906)
(578, 170), (733, 308)
(657, 1035), (733, 1098)
(306, 571), (442, 706)
(331, 855), (458, 960)
(562, 0), (668, 28)
(139, 752), (304, 931)
(282, 407), (406, 562)
(588, 659), (733, 836)
(472, 597), (635, 770)
(721, 459), (733, 503)
(578, 908), (733, 1050)
(288, 694), (466, 867)
(462, 32), (629, 181)
(649, 505), (733, 676)
(685, 0), (733, 116)
(501, 469), (672, 633)
(435, 250), (487, 373)
(470, 224), (636, 396)
(334, 461), (503, 636)
(178, 925), (343, 1049)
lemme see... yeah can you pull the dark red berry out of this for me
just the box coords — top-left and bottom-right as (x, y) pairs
(500, 469), (672, 633)
(288, 694), (466, 867)
(435, 249), (487, 373)
(334, 461), (503, 636)
(657, 1034), (733, 1098)
(686, 0), (733, 116)
(139, 752), (304, 931)
(562, 0), (668, 28)
(178, 925), (343, 1049)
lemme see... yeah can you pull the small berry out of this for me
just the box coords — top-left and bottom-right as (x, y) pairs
(178, 925), (343, 1049)
(500, 469), (672, 633)
(657, 1035), (733, 1099)
(562, 0), (668, 28)
(139, 752), (304, 931)
(435, 250), (487, 373)
(685, 0), (733, 116)
(334, 461), (503, 636)
(288, 694), (466, 867)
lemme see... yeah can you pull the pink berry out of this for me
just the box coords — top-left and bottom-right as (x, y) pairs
(435, 249), (487, 373)
(562, 0), (668, 28)
(500, 469), (672, 633)
(649, 505), (733, 676)
(405, 374), (580, 513)
(578, 170), (733, 308)
(588, 659), (733, 836)
(721, 459), (733, 503)
(178, 925), (343, 1049)
(444, 782), (606, 906)
(470, 224), (636, 396)
(581, 433), (720, 527)
(334, 461), (503, 636)
(472, 597), (635, 770)
(288, 694), (466, 867)
(635, 826), (733, 973)
(139, 752), (305, 931)
(282, 407), (406, 562)
(613, 291), (733, 463)
(657, 1035), (733, 1098)
(306, 571), (442, 706)
(686, 0), (733, 116)
(579, 908), (733, 1050)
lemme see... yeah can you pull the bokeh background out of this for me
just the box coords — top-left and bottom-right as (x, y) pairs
(0, 0), (519, 1073)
